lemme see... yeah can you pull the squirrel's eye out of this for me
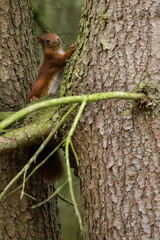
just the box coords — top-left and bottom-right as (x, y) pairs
(46, 39), (50, 43)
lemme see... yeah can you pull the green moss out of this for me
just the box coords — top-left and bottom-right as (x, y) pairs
(99, 37), (108, 50)
(134, 79), (158, 95)
(102, 14), (109, 20)
(134, 79), (160, 111)
(81, 10), (88, 18)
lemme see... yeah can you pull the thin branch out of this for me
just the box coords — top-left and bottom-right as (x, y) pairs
(0, 92), (144, 130)
(20, 168), (27, 199)
(0, 104), (78, 201)
(10, 139), (74, 207)
(70, 140), (79, 166)
(0, 108), (57, 155)
(31, 179), (68, 208)
(57, 193), (74, 206)
(65, 98), (87, 232)
(24, 192), (37, 201)
(8, 141), (64, 197)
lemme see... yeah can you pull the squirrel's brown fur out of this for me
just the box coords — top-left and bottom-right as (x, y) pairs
(28, 32), (76, 182)
(28, 32), (76, 102)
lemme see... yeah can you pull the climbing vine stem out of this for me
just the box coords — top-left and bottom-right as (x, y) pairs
(0, 92), (144, 130)
(0, 103), (78, 201)
(65, 98), (87, 232)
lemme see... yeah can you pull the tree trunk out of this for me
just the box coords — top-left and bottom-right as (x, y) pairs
(63, 0), (160, 239)
(0, 1), (61, 239)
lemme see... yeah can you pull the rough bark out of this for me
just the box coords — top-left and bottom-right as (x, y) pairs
(0, 0), (39, 111)
(0, 0), (61, 239)
(0, 106), (60, 155)
(62, 0), (160, 239)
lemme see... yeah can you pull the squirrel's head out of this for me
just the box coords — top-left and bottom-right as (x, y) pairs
(37, 32), (62, 50)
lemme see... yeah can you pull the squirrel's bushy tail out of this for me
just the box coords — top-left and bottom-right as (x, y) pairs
(30, 145), (64, 182)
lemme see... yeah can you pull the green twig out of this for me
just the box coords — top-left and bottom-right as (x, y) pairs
(0, 104), (78, 201)
(57, 193), (74, 206)
(8, 141), (64, 197)
(65, 98), (87, 232)
(70, 140), (79, 166)
(20, 168), (27, 199)
(24, 192), (37, 201)
(10, 140), (74, 207)
(31, 179), (68, 208)
(0, 92), (144, 130)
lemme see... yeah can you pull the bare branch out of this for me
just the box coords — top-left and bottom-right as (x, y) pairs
(0, 92), (144, 130)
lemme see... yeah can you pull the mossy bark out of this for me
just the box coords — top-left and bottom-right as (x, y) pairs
(0, 1), (61, 239)
(1, 0), (160, 239)
(0, 107), (60, 154)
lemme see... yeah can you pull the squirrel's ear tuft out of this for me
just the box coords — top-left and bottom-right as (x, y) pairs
(37, 37), (44, 46)
(45, 29), (50, 34)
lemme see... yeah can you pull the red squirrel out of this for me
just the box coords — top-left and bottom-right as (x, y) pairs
(28, 31), (76, 102)
(28, 32), (76, 182)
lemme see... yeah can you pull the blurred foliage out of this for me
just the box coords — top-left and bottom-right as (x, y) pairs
(58, 180), (82, 240)
(56, 150), (82, 240)
(32, 0), (81, 50)
(31, 1), (82, 239)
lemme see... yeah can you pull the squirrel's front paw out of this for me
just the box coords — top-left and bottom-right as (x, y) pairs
(29, 96), (38, 103)
(70, 43), (76, 50)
